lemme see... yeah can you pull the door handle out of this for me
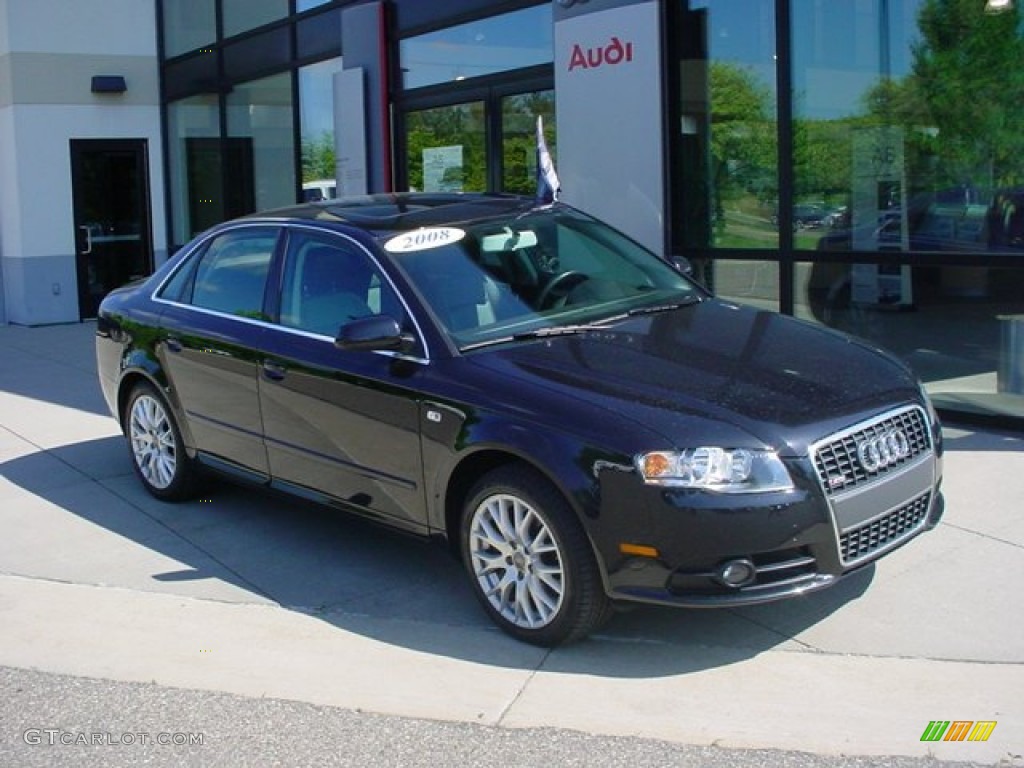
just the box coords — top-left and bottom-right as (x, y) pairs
(262, 361), (287, 381)
(78, 225), (94, 255)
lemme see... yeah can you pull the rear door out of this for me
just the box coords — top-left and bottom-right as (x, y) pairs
(155, 226), (280, 478)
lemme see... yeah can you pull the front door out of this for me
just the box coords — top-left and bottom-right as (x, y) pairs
(258, 229), (428, 533)
(70, 139), (154, 319)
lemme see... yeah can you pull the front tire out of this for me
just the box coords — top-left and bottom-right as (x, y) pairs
(124, 381), (198, 501)
(460, 465), (611, 646)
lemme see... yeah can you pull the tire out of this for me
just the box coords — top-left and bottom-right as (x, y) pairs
(124, 381), (198, 501)
(460, 465), (612, 646)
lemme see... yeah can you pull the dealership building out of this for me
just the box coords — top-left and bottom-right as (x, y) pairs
(1, 0), (1022, 423)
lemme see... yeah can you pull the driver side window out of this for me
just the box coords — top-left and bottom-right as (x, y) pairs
(279, 233), (403, 337)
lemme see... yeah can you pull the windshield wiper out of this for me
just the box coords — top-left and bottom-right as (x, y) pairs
(461, 297), (702, 353)
(514, 322), (616, 339)
(460, 319), (624, 352)
(625, 295), (703, 317)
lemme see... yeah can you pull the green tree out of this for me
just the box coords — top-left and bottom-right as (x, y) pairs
(301, 132), (335, 183)
(707, 61), (776, 223)
(888, 0), (1024, 190)
(502, 91), (556, 195)
(793, 117), (854, 203)
(405, 104), (486, 192)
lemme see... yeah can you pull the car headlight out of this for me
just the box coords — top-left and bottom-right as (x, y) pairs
(635, 447), (794, 494)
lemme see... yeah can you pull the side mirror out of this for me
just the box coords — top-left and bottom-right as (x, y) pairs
(334, 315), (414, 352)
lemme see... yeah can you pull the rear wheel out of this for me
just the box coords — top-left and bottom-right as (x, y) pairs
(460, 465), (611, 646)
(124, 381), (198, 501)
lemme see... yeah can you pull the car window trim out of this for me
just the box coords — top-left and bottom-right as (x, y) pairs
(151, 222), (431, 365)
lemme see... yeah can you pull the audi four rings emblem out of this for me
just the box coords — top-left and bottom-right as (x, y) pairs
(857, 430), (911, 472)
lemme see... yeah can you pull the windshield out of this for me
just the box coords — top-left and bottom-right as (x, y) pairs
(385, 205), (700, 350)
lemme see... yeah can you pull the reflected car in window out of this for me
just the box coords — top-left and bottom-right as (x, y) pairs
(96, 193), (944, 646)
(772, 203), (828, 230)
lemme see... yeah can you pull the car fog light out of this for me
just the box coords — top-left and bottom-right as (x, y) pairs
(717, 559), (757, 588)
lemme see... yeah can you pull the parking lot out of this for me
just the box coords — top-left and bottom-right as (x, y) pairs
(0, 321), (1021, 765)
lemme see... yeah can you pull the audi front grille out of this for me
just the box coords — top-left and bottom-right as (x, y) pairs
(811, 406), (937, 568)
(813, 406), (932, 495)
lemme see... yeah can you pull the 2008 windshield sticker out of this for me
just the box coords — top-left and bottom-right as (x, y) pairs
(384, 227), (465, 253)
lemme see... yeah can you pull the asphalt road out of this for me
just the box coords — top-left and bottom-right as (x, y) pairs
(0, 666), (996, 768)
(0, 322), (1021, 768)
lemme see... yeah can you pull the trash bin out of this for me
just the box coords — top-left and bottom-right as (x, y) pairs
(998, 315), (1024, 394)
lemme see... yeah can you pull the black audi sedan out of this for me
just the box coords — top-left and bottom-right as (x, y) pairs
(96, 193), (944, 646)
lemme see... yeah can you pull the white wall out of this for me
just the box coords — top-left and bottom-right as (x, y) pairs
(3, 0), (159, 57)
(1, 0), (15, 323)
(0, 0), (164, 325)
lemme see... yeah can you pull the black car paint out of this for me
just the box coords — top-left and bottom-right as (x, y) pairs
(96, 194), (943, 616)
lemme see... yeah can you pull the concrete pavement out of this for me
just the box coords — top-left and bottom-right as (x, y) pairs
(0, 321), (1021, 766)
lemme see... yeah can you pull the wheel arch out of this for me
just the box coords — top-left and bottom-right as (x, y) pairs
(440, 440), (603, 569)
(116, 361), (195, 455)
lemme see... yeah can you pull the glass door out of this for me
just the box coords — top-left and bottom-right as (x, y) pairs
(405, 101), (488, 193)
(70, 139), (154, 319)
(400, 84), (555, 195)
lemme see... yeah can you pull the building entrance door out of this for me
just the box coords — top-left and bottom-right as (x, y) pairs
(70, 139), (153, 319)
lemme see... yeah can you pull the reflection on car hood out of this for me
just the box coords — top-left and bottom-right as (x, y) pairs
(469, 300), (920, 453)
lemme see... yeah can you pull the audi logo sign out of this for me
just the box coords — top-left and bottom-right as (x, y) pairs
(857, 430), (911, 472)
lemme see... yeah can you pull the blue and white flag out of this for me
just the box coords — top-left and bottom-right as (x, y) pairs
(535, 115), (561, 204)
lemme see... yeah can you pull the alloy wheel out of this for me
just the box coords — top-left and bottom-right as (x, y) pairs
(467, 492), (566, 629)
(129, 393), (178, 490)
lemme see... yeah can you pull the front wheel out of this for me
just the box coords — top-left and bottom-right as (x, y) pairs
(124, 381), (198, 501)
(460, 465), (611, 646)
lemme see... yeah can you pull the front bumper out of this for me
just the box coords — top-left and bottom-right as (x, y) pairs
(595, 405), (943, 608)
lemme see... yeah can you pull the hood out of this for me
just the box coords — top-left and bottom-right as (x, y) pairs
(468, 300), (921, 454)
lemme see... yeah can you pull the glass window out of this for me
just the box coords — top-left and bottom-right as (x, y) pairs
(299, 57), (343, 202)
(676, 1), (779, 252)
(790, 1), (1024, 414)
(297, 8), (343, 60)
(792, 0), (1024, 257)
(712, 260), (779, 312)
(392, 206), (697, 348)
(226, 73), (296, 214)
(297, 0), (332, 11)
(501, 91), (555, 195)
(400, 5), (553, 90)
(163, 50), (219, 102)
(162, 0), (216, 58)
(280, 232), (404, 336)
(167, 95), (221, 245)
(222, 0), (288, 38)
(223, 27), (292, 82)
(189, 229), (278, 319)
(405, 102), (487, 193)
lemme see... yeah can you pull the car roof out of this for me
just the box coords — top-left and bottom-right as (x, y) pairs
(243, 192), (540, 239)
